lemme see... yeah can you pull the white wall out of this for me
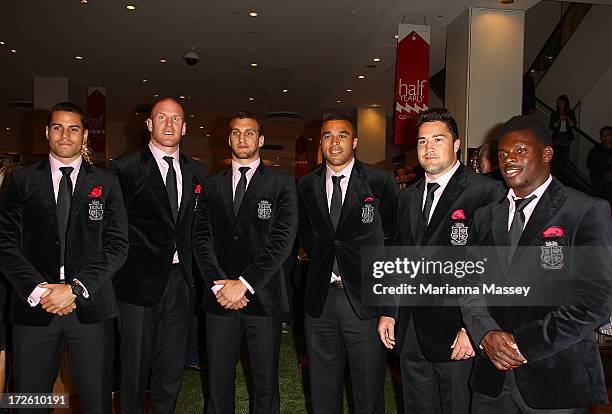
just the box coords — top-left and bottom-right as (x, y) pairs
(580, 64), (612, 139)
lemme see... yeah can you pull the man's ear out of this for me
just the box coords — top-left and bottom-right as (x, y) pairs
(352, 137), (358, 150)
(45, 126), (50, 141)
(543, 145), (553, 163)
(146, 118), (153, 132)
(258, 135), (265, 148)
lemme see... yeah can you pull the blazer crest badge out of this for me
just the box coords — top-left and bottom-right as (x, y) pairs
(257, 200), (272, 220)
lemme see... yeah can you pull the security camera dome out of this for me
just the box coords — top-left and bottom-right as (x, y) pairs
(183, 49), (200, 66)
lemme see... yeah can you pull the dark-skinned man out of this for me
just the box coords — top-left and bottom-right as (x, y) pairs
(297, 113), (398, 413)
(461, 115), (612, 413)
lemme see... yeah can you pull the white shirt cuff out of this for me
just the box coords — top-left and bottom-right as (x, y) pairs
(72, 279), (90, 298)
(27, 284), (49, 307)
(239, 276), (255, 294)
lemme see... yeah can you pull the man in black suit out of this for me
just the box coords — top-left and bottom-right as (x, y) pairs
(461, 116), (612, 413)
(378, 108), (504, 413)
(109, 98), (205, 414)
(0, 102), (128, 413)
(297, 113), (398, 413)
(193, 111), (297, 414)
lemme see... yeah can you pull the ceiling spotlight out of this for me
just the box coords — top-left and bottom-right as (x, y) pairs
(394, 34), (399, 39)
(206, 133), (211, 137)
(10, 49), (16, 54)
(179, 95), (186, 99)
(371, 104), (381, 107)
(0, 41), (4, 45)
(199, 125), (204, 129)
(142, 78), (147, 83)
(154, 93), (159, 97)
(282, 89), (288, 93)
(5, 127), (11, 131)
(336, 100), (342, 103)
(189, 114), (195, 118)
(250, 62), (258, 67)
(159, 58), (167, 63)
(75, 55), (84, 60)
(358, 75), (365, 79)
(248, 97), (255, 101)
(126, 5), (136, 10)
(373, 57), (381, 62)
(249, 11), (258, 17)
(80, 0), (88, 3)
(346, 89), (352, 92)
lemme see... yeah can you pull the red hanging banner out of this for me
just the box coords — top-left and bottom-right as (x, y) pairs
(87, 87), (106, 153)
(394, 24), (430, 147)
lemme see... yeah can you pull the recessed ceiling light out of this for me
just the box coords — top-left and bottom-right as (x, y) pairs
(206, 133), (211, 137)
(199, 125), (204, 129)
(373, 57), (381, 62)
(358, 75), (365, 79)
(336, 100), (342, 103)
(346, 89), (352, 92)
(394, 34), (399, 39)
(179, 95), (186, 99)
(189, 114), (195, 118)
(5, 127), (11, 131)
(142, 78), (147, 83)
(75, 55), (84, 60)
(282, 89), (288, 93)
(249, 11), (258, 17)
(154, 93), (159, 97)
(248, 97), (255, 101)
(10, 49), (16, 54)
(81, 0), (88, 3)
(250, 63), (258, 67)
(0, 41), (4, 45)
(371, 104), (380, 107)
(126, 5), (136, 10)
(159, 58), (167, 63)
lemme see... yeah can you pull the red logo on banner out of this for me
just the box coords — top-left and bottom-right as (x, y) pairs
(87, 89), (106, 152)
(394, 27), (430, 147)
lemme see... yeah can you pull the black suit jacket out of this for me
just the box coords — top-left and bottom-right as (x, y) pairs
(193, 162), (297, 316)
(298, 160), (398, 320)
(0, 160), (128, 326)
(109, 147), (205, 306)
(395, 163), (505, 361)
(461, 178), (612, 408)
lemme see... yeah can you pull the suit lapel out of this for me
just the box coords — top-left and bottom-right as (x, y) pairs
(491, 198), (510, 272)
(409, 179), (425, 244)
(518, 179), (565, 247)
(141, 147), (174, 221)
(313, 166), (334, 230)
(69, 162), (95, 221)
(35, 160), (59, 236)
(177, 152), (193, 224)
(220, 168), (235, 222)
(236, 162), (267, 219)
(337, 161), (364, 231)
(421, 165), (467, 245)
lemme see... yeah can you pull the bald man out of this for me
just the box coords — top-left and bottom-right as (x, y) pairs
(109, 98), (206, 414)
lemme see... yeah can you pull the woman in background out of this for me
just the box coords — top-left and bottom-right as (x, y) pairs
(549, 94), (576, 166)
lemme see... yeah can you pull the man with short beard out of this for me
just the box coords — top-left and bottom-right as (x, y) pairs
(297, 113), (398, 413)
(109, 98), (205, 414)
(379, 108), (504, 414)
(193, 111), (297, 414)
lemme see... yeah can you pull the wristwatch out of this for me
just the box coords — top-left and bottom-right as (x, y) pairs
(70, 282), (84, 297)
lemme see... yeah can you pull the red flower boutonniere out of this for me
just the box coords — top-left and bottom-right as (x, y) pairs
(451, 209), (466, 220)
(364, 196), (375, 203)
(543, 226), (564, 237)
(88, 185), (103, 198)
(195, 184), (202, 194)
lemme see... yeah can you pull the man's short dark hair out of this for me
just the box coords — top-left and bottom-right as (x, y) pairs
(499, 116), (552, 146)
(416, 108), (459, 141)
(230, 111), (263, 136)
(599, 125), (612, 136)
(47, 102), (88, 129)
(322, 113), (355, 131)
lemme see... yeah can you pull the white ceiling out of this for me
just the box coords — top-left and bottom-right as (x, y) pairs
(0, 0), (544, 133)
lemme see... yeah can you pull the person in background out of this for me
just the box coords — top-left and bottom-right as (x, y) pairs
(549, 94), (576, 166)
(587, 125), (612, 205)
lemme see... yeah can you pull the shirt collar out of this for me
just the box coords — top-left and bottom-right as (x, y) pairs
(49, 154), (82, 173)
(507, 175), (553, 202)
(148, 140), (180, 163)
(232, 158), (261, 175)
(424, 159), (460, 188)
(326, 157), (355, 181)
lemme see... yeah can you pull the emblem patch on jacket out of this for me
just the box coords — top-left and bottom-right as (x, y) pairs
(88, 200), (104, 221)
(450, 222), (468, 245)
(540, 226), (565, 270)
(257, 200), (272, 219)
(361, 204), (374, 224)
